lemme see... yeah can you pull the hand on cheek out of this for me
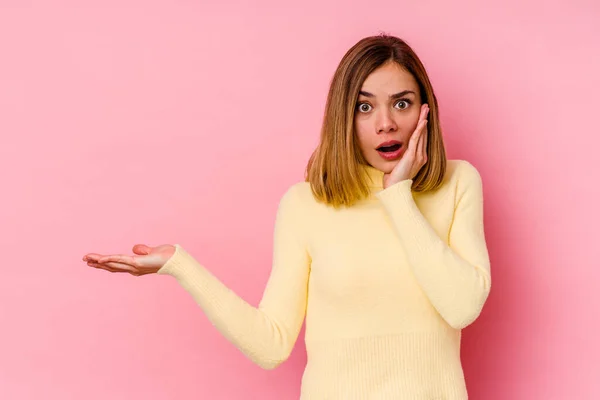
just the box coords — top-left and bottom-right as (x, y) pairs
(383, 103), (429, 189)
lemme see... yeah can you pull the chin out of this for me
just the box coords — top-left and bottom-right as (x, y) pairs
(370, 159), (398, 174)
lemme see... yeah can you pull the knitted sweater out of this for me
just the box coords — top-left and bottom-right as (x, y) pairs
(157, 159), (491, 399)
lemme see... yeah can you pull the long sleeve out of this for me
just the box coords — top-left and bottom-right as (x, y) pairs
(375, 161), (491, 330)
(156, 184), (311, 369)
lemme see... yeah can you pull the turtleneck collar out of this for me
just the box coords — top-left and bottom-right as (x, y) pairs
(358, 163), (385, 191)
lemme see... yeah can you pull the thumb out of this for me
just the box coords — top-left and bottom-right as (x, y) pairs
(132, 244), (152, 255)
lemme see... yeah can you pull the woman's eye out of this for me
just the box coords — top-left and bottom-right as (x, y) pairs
(395, 100), (411, 109)
(357, 103), (372, 112)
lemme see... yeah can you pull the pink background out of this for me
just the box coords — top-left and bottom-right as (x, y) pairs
(1, 1), (598, 399)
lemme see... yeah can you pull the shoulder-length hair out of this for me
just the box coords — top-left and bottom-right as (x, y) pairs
(305, 34), (447, 208)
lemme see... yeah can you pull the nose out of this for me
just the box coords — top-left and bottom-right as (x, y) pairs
(376, 109), (397, 134)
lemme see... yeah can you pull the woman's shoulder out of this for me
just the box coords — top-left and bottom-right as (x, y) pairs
(440, 159), (485, 205)
(277, 181), (314, 209)
(420, 159), (482, 200)
(280, 181), (316, 206)
(444, 159), (483, 186)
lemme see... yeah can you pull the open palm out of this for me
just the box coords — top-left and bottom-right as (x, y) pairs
(83, 244), (175, 276)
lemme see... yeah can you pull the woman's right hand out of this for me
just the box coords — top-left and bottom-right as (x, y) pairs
(83, 244), (175, 276)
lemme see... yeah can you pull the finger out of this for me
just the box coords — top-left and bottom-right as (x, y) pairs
(423, 121), (428, 161)
(104, 261), (137, 273)
(83, 253), (103, 262)
(417, 122), (425, 159)
(88, 260), (138, 274)
(421, 103), (429, 121)
(417, 118), (429, 160)
(88, 261), (121, 273)
(410, 119), (427, 152)
(132, 244), (151, 255)
(98, 254), (138, 266)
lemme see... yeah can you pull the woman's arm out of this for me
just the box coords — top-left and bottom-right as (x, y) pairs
(376, 161), (491, 330)
(157, 184), (311, 369)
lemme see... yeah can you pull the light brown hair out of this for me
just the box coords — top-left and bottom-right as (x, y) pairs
(305, 34), (447, 208)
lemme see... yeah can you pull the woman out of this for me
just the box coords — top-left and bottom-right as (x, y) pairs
(83, 34), (491, 399)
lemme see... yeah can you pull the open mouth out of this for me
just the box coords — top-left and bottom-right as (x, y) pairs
(375, 141), (404, 160)
(376, 143), (402, 153)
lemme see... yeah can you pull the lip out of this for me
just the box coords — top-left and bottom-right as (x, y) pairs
(376, 140), (404, 161)
(376, 140), (402, 149)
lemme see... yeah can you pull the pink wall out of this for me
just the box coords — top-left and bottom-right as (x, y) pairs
(1, 1), (598, 399)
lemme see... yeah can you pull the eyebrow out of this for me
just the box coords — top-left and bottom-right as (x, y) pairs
(359, 90), (416, 99)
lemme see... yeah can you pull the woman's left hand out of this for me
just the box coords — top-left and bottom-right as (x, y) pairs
(83, 244), (175, 276)
(383, 103), (429, 189)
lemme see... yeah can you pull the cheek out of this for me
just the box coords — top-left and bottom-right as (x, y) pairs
(355, 119), (374, 145)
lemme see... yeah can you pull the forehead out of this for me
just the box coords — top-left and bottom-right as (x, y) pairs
(360, 62), (418, 93)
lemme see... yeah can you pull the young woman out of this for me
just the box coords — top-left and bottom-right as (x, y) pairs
(83, 34), (491, 399)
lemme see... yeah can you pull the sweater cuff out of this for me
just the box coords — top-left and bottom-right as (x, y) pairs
(157, 244), (201, 280)
(376, 179), (414, 205)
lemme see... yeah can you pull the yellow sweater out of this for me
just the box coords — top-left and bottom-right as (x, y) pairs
(157, 159), (491, 399)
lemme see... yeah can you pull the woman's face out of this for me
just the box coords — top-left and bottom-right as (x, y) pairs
(354, 61), (424, 174)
